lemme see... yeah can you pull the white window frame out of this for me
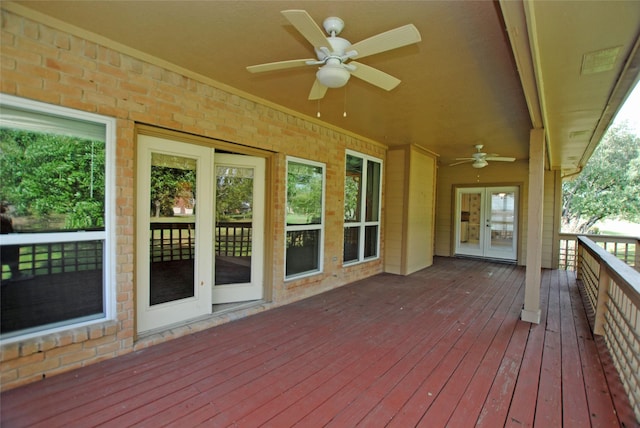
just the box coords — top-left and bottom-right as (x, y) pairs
(344, 150), (383, 265)
(284, 156), (326, 280)
(0, 94), (116, 343)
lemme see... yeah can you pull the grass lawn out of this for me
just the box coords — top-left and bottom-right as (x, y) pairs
(595, 219), (640, 237)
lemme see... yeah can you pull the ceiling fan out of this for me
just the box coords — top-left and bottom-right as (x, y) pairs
(246, 10), (421, 100)
(449, 145), (516, 169)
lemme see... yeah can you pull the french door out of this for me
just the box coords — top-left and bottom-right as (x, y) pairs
(455, 186), (518, 261)
(212, 154), (264, 304)
(136, 135), (264, 334)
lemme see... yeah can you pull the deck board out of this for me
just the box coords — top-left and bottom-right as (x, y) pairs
(559, 267), (591, 428)
(1, 257), (636, 427)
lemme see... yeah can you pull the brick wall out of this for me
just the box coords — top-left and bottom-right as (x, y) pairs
(0, 8), (386, 390)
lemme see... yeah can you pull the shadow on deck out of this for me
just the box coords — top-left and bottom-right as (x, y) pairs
(0, 257), (636, 427)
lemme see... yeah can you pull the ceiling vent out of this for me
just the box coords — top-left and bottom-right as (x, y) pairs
(581, 46), (621, 75)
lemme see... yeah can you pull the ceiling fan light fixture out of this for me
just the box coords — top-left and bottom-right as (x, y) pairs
(316, 63), (351, 88)
(472, 159), (488, 168)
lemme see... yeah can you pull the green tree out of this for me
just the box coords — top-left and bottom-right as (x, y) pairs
(562, 122), (640, 233)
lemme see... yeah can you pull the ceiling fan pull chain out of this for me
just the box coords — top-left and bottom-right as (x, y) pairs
(343, 86), (348, 118)
(317, 99), (321, 118)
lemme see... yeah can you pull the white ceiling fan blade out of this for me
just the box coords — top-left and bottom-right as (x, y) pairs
(485, 156), (516, 162)
(308, 79), (328, 100)
(449, 159), (474, 166)
(454, 157), (475, 161)
(281, 10), (331, 50)
(349, 62), (401, 91)
(350, 24), (421, 59)
(247, 58), (314, 73)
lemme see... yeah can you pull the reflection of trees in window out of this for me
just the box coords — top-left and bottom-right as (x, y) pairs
(150, 166), (196, 217)
(287, 162), (323, 225)
(343, 152), (382, 264)
(345, 155), (363, 222)
(0, 129), (105, 231)
(216, 166), (253, 221)
(285, 158), (325, 278)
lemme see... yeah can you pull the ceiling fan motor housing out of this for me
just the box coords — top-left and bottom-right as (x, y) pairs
(315, 37), (352, 59)
(314, 36), (353, 88)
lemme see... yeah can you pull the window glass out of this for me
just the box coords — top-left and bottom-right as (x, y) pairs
(343, 152), (382, 264)
(287, 161), (323, 226)
(343, 226), (359, 263)
(344, 154), (363, 223)
(286, 230), (321, 276)
(365, 160), (381, 222)
(0, 97), (112, 340)
(286, 158), (324, 278)
(0, 129), (105, 232)
(364, 225), (379, 258)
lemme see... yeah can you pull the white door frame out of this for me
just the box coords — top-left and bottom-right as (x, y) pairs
(454, 186), (518, 261)
(136, 136), (266, 333)
(136, 135), (213, 334)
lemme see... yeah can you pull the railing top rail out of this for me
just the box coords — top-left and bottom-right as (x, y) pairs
(217, 221), (252, 227)
(578, 236), (640, 307)
(149, 221), (253, 229)
(561, 232), (640, 244)
(150, 222), (194, 230)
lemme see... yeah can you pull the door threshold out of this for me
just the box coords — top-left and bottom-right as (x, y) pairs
(454, 254), (517, 265)
(135, 300), (268, 348)
(213, 300), (261, 314)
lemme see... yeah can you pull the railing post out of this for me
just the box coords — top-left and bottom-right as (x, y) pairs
(576, 238), (582, 279)
(593, 261), (611, 336)
(635, 238), (640, 270)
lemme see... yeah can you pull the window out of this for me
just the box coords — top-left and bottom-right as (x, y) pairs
(285, 158), (325, 279)
(0, 95), (115, 341)
(344, 151), (382, 264)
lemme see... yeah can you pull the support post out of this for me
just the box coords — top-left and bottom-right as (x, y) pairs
(521, 128), (545, 324)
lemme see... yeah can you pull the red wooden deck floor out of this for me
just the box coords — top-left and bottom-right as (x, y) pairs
(1, 257), (636, 427)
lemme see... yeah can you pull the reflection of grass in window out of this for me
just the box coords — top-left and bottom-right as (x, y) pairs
(286, 213), (310, 224)
(3, 242), (103, 278)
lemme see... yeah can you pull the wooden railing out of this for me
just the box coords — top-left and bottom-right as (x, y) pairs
(559, 233), (639, 271)
(150, 222), (194, 262)
(148, 221), (253, 263)
(1, 240), (103, 279)
(216, 221), (252, 257)
(576, 236), (640, 421)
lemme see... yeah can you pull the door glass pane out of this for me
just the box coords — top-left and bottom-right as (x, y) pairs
(215, 165), (253, 285)
(344, 155), (363, 223)
(149, 153), (196, 306)
(489, 191), (515, 249)
(458, 191), (482, 251)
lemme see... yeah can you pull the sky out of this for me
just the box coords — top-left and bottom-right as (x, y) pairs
(613, 81), (640, 134)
